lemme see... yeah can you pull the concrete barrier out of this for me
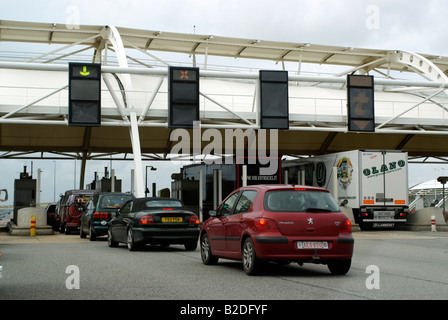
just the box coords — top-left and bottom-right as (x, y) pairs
(406, 207), (448, 231)
(7, 207), (53, 236)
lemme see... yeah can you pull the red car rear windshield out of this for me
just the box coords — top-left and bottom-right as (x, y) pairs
(264, 190), (340, 213)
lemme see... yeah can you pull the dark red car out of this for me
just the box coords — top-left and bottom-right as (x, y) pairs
(58, 189), (96, 235)
(200, 185), (354, 275)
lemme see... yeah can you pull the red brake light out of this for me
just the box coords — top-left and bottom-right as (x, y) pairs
(94, 212), (110, 219)
(189, 215), (200, 225)
(163, 208), (173, 211)
(139, 215), (155, 224)
(254, 218), (279, 232)
(339, 219), (352, 233)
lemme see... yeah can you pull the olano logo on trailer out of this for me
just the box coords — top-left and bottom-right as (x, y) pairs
(363, 160), (406, 177)
(336, 157), (353, 190)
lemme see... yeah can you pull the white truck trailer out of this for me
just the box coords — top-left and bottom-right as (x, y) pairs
(282, 150), (408, 230)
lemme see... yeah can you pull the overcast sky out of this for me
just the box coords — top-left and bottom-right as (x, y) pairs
(1, 0), (448, 204)
(2, 0), (447, 55)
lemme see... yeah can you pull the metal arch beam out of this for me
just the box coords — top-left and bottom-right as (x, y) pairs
(92, 25), (146, 197)
(386, 50), (448, 82)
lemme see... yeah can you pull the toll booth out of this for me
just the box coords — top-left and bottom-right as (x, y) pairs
(13, 166), (36, 225)
(86, 168), (122, 192)
(171, 173), (200, 215)
(171, 157), (281, 221)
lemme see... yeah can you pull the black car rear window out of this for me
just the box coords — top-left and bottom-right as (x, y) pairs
(264, 189), (340, 213)
(145, 199), (183, 208)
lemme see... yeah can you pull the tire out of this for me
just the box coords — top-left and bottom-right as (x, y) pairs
(80, 226), (87, 239)
(89, 225), (97, 241)
(127, 228), (138, 251)
(242, 237), (260, 275)
(107, 228), (118, 248)
(200, 233), (218, 265)
(185, 240), (198, 251)
(328, 259), (351, 275)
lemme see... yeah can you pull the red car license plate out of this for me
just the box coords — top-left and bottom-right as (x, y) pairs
(297, 241), (328, 249)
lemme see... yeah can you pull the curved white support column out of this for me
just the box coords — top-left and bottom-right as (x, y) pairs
(96, 26), (145, 197)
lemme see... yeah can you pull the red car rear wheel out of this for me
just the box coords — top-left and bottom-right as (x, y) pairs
(242, 238), (260, 275)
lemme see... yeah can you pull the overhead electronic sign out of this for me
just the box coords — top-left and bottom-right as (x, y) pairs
(68, 62), (101, 127)
(259, 70), (289, 129)
(347, 74), (375, 132)
(168, 66), (200, 128)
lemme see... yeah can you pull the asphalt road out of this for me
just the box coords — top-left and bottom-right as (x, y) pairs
(0, 230), (447, 303)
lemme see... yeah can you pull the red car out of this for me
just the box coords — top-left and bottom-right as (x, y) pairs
(200, 185), (354, 275)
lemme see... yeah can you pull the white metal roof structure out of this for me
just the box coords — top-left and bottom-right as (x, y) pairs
(2, 20), (448, 195)
(409, 179), (448, 210)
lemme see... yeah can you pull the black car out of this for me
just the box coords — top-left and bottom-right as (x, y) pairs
(80, 192), (135, 241)
(108, 197), (200, 251)
(45, 203), (58, 231)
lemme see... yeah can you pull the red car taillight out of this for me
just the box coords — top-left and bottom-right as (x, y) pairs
(339, 219), (352, 233)
(189, 215), (200, 225)
(254, 218), (279, 232)
(94, 212), (110, 219)
(139, 215), (155, 225)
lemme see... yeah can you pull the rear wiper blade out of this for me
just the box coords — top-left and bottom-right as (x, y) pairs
(305, 208), (332, 213)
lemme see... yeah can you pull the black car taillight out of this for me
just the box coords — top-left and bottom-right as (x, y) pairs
(139, 215), (155, 225)
(189, 215), (200, 225)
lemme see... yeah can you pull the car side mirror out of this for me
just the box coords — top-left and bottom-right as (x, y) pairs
(209, 210), (217, 217)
